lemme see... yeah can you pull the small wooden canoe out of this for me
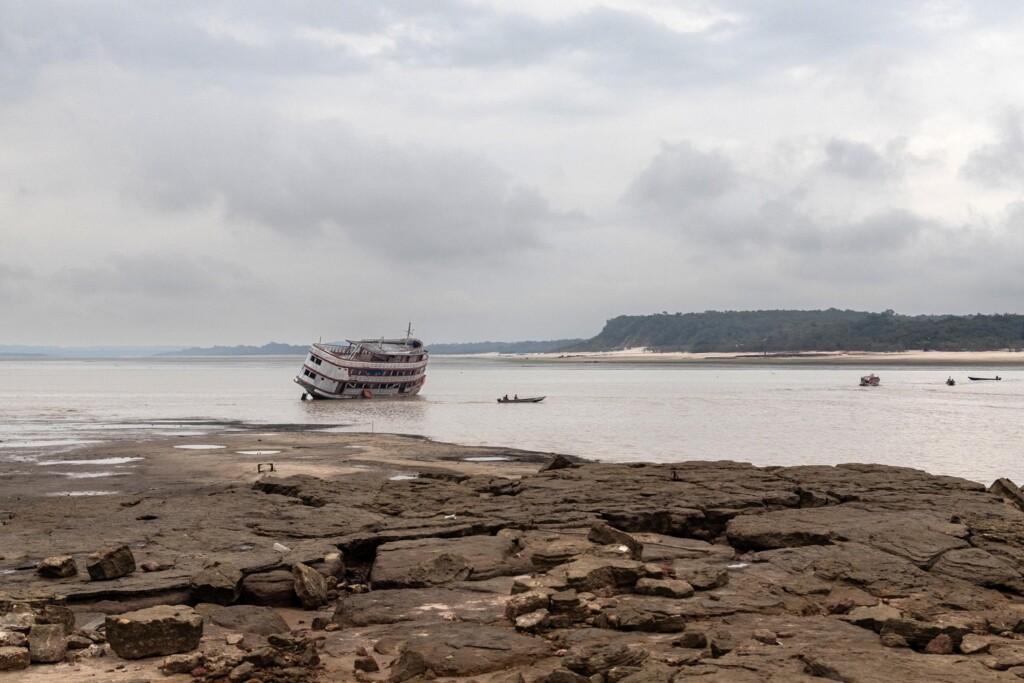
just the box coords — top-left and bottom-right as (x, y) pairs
(497, 396), (545, 403)
(967, 376), (1001, 381)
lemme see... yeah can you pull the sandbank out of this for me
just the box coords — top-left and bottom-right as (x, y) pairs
(477, 348), (1024, 365)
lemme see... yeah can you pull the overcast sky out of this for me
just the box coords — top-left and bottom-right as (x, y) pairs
(3, 1), (1024, 346)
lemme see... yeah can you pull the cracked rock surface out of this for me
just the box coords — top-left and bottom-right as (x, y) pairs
(4, 431), (1024, 680)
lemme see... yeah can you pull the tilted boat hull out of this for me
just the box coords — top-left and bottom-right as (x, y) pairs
(295, 337), (428, 400)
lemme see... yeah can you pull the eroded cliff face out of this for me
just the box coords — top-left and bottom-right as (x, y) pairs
(6, 446), (1024, 681)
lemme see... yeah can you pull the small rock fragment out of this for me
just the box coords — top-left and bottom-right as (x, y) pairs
(190, 561), (244, 605)
(924, 633), (954, 655)
(881, 632), (909, 648)
(36, 555), (77, 578)
(292, 562), (329, 609)
(354, 655), (379, 672)
(86, 545), (136, 580)
(539, 454), (576, 472)
(160, 652), (205, 675)
(634, 578), (694, 599)
(0, 646), (30, 671)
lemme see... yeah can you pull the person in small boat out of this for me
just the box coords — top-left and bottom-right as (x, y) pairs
(514, 394), (518, 400)
(503, 394), (509, 400)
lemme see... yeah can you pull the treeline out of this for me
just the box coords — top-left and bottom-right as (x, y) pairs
(158, 342), (307, 356)
(567, 310), (1024, 353)
(429, 339), (585, 355)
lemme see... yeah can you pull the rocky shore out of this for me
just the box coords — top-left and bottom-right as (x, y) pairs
(5, 429), (1024, 681)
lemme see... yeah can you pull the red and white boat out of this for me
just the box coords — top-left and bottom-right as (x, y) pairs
(294, 327), (428, 399)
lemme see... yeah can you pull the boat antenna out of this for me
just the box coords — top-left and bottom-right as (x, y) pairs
(406, 322), (413, 340)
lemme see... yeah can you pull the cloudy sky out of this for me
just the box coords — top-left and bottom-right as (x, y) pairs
(3, 1), (1024, 346)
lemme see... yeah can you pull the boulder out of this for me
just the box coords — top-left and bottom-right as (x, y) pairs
(37, 604), (75, 633)
(505, 590), (552, 621)
(0, 606), (35, 632)
(241, 570), (298, 607)
(515, 608), (549, 632)
(588, 522), (644, 560)
(539, 454), (576, 472)
(85, 545), (136, 580)
(0, 646), (30, 671)
(989, 478), (1024, 512)
(190, 561), (243, 605)
(105, 605), (203, 659)
(924, 633), (954, 655)
(27, 623), (66, 663)
(0, 632), (27, 647)
(564, 642), (649, 675)
(36, 555), (77, 578)
(549, 557), (647, 593)
(316, 551), (345, 579)
(292, 562), (329, 609)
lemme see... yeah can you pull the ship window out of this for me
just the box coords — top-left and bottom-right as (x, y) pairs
(313, 357), (322, 365)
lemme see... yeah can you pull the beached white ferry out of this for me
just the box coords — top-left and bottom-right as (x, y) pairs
(294, 328), (428, 399)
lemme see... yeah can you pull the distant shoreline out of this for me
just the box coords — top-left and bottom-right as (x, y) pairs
(465, 348), (1024, 366)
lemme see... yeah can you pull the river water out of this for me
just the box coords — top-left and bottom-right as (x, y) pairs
(1, 355), (1021, 485)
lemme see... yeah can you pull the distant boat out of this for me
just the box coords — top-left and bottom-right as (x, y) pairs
(946, 377), (956, 386)
(967, 376), (1001, 381)
(860, 374), (880, 387)
(497, 395), (545, 403)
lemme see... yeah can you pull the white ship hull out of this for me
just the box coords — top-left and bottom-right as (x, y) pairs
(295, 337), (428, 400)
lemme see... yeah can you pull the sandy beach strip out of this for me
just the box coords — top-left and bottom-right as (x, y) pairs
(467, 348), (1024, 365)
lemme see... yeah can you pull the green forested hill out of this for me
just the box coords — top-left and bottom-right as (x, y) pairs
(568, 310), (1024, 353)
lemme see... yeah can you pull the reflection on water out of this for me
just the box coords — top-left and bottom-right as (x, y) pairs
(2, 356), (1024, 484)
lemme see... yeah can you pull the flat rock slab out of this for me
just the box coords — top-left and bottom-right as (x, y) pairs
(207, 605), (289, 635)
(389, 623), (553, 678)
(334, 584), (510, 627)
(370, 535), (531, 588)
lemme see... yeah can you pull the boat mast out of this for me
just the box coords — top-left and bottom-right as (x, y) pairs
(406, 322), (413, 340)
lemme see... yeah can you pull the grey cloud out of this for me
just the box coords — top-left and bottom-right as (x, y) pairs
(0, 262), (33, 301)
(1, 0), (975, 102)
(821, 139), (895, 180)
(960, 113), (1024, 187)
(130, 115), (554, 264)
(55, 253), (249, 298)
(623, 139), (930, 263)
(833, 209), (926, 251)
(627, 142), (738, 208)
